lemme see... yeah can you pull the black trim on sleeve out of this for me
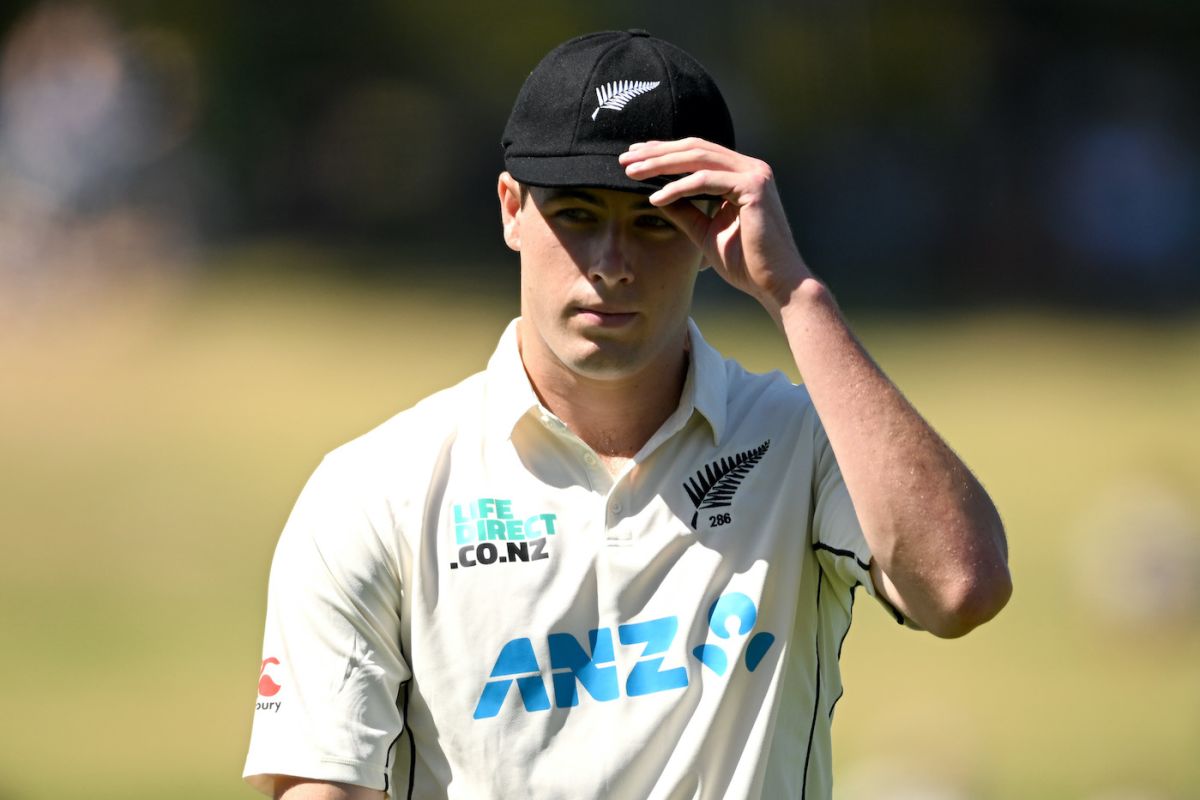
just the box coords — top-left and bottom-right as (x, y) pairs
(383, 680), (402, 795)
(814, 543), (906, 625)
(384, 682), (417, 799)
(830, 686), (849, 724)
(873, 586), (906, 626)
(837, 583), (857, 660)
(384, 744), (393, 791)
(801, 569), (823, 800)
(812, 542), (870, 572)
(828, 583), (857, 720)
(403, 681), (416, 800)
(385, 633), (417, 800)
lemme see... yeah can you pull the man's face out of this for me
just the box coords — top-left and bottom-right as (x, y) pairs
(498, 173), (705, 384)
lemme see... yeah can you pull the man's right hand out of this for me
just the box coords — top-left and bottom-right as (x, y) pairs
(618, 137), (815, 322)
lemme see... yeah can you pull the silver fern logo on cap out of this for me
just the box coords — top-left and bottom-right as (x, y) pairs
(591, 80), (661, 120)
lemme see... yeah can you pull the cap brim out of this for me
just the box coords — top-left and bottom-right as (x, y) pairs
(505, 153), (673, 194)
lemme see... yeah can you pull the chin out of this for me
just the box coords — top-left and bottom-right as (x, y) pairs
(564, 341), (648, 380)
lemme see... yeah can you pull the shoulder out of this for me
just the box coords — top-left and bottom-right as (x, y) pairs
(721, 357), (818, 428)
(269, 374), (490, 584)
(318, 370), (487, 494)
(711, 354), (834, 476)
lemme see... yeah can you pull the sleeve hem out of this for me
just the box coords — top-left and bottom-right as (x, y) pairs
(859, 559), (916, 627)
(243, 757), (388, 797)
(813, 542), (913, 626)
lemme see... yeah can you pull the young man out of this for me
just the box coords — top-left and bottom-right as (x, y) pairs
(244, 30), (1011, 800)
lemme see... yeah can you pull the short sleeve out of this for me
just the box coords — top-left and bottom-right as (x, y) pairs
(810, 415), (905, 624)
(243, 454), (411, 796)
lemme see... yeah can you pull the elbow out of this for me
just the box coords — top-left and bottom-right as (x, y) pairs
(927, 511), (1012, 639)
(926, 566), (1013, 639)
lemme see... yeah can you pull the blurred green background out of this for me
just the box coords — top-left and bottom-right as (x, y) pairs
(1, 2), (1198, 799)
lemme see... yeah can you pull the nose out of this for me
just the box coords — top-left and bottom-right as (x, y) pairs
(586, 223), (634, 287)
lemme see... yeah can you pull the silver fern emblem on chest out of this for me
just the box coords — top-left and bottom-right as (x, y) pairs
(591, 80), (661, 120)
(683, 440), (771, 529)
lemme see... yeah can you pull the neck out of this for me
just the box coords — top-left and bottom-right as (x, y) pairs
(518, 327), (689, 459)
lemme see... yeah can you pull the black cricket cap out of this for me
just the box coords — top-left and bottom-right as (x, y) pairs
(502, 30), (735, 194)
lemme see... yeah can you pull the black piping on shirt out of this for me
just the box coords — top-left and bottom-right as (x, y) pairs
(385, 631), (417, 800)
(812, 541), (869, 572)
(812, 542), (905, 625)
(828, 583), (857, 720)
(801, 568), (823, 800)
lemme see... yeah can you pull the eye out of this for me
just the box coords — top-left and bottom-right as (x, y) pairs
(636, 214), (675, 231)
(554, 207), (596, 223)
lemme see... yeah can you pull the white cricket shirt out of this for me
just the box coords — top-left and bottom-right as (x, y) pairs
(244, 318), (899, 799)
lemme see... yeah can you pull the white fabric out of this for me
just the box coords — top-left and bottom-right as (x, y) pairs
(244, 318), (895, 799)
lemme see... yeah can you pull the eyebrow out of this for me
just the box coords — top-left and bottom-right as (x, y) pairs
(540, 188), (656, 210)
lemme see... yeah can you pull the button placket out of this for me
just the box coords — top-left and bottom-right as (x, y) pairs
(606, 482), (626, 519)
(604, 478), (632, 541)
(578, 447), (611, 498)
(536, 411), (607, 490)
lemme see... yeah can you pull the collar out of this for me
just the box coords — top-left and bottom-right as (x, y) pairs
(685, 317), (728, 446)
(482, 317), (727, 446)
(482, 318), (543, 440)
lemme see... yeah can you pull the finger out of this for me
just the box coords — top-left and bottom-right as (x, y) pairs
(619, 137), (730, 164)
(648, 170), (739, 206)
(622, 148), (740, 181)
(659, 199), (714, 252)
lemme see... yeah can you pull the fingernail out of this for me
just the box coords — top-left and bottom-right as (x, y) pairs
(628, 142), (647, 150)
(648, 190), (664, 204)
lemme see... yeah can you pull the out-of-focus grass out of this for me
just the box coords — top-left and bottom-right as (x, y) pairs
(1, 253), (1197, 799)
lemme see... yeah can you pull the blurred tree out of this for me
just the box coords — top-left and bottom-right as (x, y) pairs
(2, 0), (1196, 307)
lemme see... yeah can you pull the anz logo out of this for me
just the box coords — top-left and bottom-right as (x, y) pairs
(473, 592), (776, 720)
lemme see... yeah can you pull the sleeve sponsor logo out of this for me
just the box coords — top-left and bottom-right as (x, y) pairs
(449, 497), (558, 571)
(256, 657), (283, 713)
(472, 592), (776, 720)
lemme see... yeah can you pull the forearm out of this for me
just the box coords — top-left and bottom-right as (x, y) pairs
(777, 279), (1011, 637)
(623, 136), (1011, 634)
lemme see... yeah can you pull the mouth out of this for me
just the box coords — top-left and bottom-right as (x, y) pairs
(573, 305), (638, 328)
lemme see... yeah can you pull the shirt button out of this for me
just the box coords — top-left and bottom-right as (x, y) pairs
(610, 502), (623, 514)
(584, 453), (597, 466)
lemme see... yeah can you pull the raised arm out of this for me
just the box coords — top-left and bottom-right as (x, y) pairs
(621, 138), (1011, 637)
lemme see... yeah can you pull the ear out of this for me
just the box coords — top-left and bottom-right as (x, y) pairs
(497, 172), (523, 252)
